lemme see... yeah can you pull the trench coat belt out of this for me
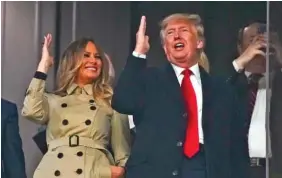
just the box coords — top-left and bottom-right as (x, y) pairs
(48, 135), (106, 150)
(47, 135), (114, 163)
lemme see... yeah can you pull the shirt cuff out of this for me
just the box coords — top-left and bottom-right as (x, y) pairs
(232, 60), (243, 73)
(132, 51), (146, 59)
(34, 71), (47, 80)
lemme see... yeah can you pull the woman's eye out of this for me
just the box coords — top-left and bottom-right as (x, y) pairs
(84, 53), (90, 58)
(95, 54), (101, 59)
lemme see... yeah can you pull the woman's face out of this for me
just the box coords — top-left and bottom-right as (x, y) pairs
(76, 42), (103, 85)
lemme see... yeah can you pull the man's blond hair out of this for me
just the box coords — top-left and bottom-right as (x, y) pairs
(159, 13), (209, 73)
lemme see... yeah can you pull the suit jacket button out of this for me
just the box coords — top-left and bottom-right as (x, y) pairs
(176, 141), (183, 147)
(61, 103), (67, 108)
(54, 170), (60, 176)
(76, 168), (83, 174)
(89, 99), (95, 103)
(172, 170), (178, 176)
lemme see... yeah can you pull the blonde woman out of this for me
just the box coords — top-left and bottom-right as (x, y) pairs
(22, 34), (130, 178)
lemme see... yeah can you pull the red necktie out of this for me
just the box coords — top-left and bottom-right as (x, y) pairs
(181, 69), (199, 158)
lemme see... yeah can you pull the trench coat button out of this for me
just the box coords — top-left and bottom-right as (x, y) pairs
(89, 99), (95, 103)
(90, 106), (96, 110)
(176, 141), (183, 147)
(76, 168), (83, 174)
(183, 113), (187, 118)
(62, 119), (69, 125)
(172, 170), (178, 176)
(61, 103), (67, 108)
(57, 153), (64, 159)
(85, 120), (91, 125)
(54, 170), (60, 176)
(77, 151), (83, 157)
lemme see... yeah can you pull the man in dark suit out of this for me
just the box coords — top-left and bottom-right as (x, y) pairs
(229, 22), (282, 178)
(112, 13), (249, 178)
(1, 99), (26, 178)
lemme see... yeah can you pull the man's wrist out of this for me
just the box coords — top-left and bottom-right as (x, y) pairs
(232, 60), (244, 73)
(132, 51), (146, 59)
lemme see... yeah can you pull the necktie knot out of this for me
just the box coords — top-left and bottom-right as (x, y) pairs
(182, 69), (193, 77)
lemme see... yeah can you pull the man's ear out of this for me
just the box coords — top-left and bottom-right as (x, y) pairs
(196, 40), (204, 49)
(163, 45), (167, 54)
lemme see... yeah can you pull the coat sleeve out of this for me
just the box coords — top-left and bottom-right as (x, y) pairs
(110, 110), (131, 167)
(21, 77), (49, 124)
(3, 103), (27, 178)
(111, 55), (147, 116)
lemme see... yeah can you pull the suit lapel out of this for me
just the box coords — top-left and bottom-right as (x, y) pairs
(160, 62), (186, 114)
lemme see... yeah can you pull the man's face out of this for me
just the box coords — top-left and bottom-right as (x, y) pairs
(163, 19), (203, 68)
(240, 24), (266, 73)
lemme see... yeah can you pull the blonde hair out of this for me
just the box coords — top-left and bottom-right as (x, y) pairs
(159, 13), (210, 73)
(54, 38), (113, 107)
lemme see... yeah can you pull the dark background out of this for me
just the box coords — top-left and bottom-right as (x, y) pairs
(2, 2), (281, 177)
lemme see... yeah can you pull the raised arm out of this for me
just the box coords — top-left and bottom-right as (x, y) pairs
(111, 16), (149, 115)
(21, 34), (54, 124)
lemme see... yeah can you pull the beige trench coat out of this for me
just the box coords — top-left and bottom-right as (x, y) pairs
(22, 78), (131, 178)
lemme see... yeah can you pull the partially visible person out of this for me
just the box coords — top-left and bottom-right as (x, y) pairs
(230, 22), (282, 178)
(1, 98), (27, 178)
(22, 34), (131, 178)
(33, 129), (48, 155)
(112, 13), (248, 178)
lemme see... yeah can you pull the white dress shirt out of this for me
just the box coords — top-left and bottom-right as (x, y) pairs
(233, 61), (269, 158)
(245, 71), (267, 158)
(132, 52), (204, 143)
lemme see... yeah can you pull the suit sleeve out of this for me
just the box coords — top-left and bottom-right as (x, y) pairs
(111, 55), (147, 115)
(111, 110), (131, 167)
(3, 104), (27, 178)
(21, 75), (49, 124)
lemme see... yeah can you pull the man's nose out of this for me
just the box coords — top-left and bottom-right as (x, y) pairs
(173, 31), (180, 39)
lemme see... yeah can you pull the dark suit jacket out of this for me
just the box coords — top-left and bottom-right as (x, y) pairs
(112, 55), (248, 178)
(229, 68), (282, 175)
(33, 130), (48, 155)
(1, 99), (26, 178)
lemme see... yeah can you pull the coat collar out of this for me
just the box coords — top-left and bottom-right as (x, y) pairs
(66, 83), (93, 95)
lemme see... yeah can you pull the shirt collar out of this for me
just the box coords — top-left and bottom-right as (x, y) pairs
(66, 83), (93, 95)
(171, 63), (201, 81)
